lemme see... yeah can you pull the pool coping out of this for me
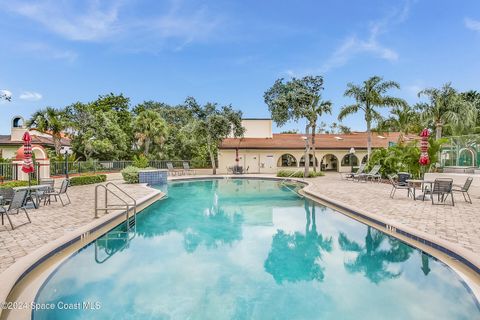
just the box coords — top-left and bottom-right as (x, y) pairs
(0, 184), (164, 318)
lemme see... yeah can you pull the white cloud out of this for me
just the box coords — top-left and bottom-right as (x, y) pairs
(465, 17), (480, 32)
(19, 91), (43, 101)
(1, 0), (222, 50)
(19, 42), (78, 62)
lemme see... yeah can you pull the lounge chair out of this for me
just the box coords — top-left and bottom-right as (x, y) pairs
(388, 175), (411, 198)
(340, 163), (366, 180)
(182, 162), (195, 175)
(0, 189), (31, 230)
(427, 178), (454, 206)
(452, 177), (473, 204)
(166, 162), (183, 176)
(45, 179), (71, 206)
(355, 164), (381, 182)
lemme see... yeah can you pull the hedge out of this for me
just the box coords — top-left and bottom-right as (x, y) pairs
(69, 174), (107, 186)
(121, 166), (140, 184)
(0, 180), (38, 189)
(276, 170), (324, 178)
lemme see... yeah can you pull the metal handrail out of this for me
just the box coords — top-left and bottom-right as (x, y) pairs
(94, 184), (131, 218)
(106, 182), (137, 216)
(279, 169), (304, 185)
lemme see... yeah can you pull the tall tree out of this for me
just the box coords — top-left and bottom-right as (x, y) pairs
(375, 104), (421, 143)
(133, 110), (168, 157)
(27, 107), (67, 155)
(417, 83), (476, 139)
(186, 97), (244, 174)
(338, 76), (407, 159)
(307, 97), (332, 172)
(264, 76), (326, 176)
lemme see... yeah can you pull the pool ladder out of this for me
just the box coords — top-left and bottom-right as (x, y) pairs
(94, 182), (137, 231)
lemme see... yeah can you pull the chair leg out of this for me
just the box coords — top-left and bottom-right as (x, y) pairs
(390, 186), (395, 198)
(65, 193), (71, 205)
(465, 192), (472, 204)
(3, 212), (15, 229)
(451, 192), (455, 206)
(59, 195), (65, 206)
(22, 208), (31, 223)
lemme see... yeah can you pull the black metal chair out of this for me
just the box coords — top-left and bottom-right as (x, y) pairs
(452, 177), (473, 204)
(429, 178), (454, 206)
(0, 189), (31, 230)
(397, 172), (411, 186)
(45, 179), (71, 206)
(0, 188), (14, 206)
(388, 175), (411, 198)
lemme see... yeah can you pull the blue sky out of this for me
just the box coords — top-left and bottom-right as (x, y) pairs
(1, 0), (480, 134)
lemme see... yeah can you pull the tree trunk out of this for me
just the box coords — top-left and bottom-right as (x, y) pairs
(54, 135), (61, 156)
(435, 122), (443, 140)
(144, 138), (150, 156)
(311, 123), (317, 172)
(304, 124), (310, 178)
(208, 145), (216, 175)
(366, 120), (372, 161)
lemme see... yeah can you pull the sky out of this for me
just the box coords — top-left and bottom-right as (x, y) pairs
(1, 0), (480, 135)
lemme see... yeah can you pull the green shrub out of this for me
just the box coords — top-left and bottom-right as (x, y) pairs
(121, 166), (140, 183)
(132, 154), (149, 168)
(69, 174), (107, 186)
(276, 170), (324, 178)
(0, 180), (38, 188)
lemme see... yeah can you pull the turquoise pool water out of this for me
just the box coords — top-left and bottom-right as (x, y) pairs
(33, 179), (479, 319)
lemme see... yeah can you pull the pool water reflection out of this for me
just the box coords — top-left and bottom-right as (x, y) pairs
(33, 179), (480, 320)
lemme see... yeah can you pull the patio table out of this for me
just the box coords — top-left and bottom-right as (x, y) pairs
(406, 179), (434, 201)
(13, 184), (50, 209)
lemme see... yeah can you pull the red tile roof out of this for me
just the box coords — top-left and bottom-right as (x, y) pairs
(220, 132), (416, 150)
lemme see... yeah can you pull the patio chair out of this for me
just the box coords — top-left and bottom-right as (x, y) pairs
(340, 163), (366, 180)
(355, 164), (381, 182)
(452, 177), (473, 204)
(0, 188), (14, 206)
(428, 178), (454, 206)
(0, 189), (31, 230)
(397, 172), (411, 186)
(166, 162), (183, 176)
(45, 179), (71, 206)
(182, 162), (196, 175)
(388, 175), (411, 198)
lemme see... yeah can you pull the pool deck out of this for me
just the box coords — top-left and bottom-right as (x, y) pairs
(0, 180), (160, 274)
(0, 172), (479, 277)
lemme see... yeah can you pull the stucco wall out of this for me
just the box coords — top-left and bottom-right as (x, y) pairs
(217, 149), (368, 174)
(240, 119), (272, 138)
(0, 146), (19, 160)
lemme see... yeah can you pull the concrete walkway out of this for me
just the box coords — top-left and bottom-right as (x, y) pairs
(305, 173), (480, 255)
(0, 181), (158, 273)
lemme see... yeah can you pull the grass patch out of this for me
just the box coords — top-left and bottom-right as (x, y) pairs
(276, 170), (324, 178)
(0, 180), (38, 188)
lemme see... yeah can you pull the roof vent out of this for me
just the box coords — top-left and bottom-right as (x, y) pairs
(334, 136), (344, 140)
(377, 135), (386, 139)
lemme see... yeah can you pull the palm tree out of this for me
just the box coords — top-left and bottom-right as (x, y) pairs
(338, 76), (407, 160)
(417, 83), (476, 139)
(133, 110), (168, 157)
(27, 107), (67, 155)
(376, 104), (420, 143)
(306, 97), (332, 171)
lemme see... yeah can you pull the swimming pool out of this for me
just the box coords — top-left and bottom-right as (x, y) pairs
(33, 179), (479, 319)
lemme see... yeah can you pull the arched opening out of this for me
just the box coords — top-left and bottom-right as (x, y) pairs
(458, 148), (475, 167)
(277, 154), (297, 167)
(341, 154), (359, 167)
(361, 155), (368, 164)
(299, 154), (318, 167)
(12, 116), (25, 128)
(321, 154), (338, 171)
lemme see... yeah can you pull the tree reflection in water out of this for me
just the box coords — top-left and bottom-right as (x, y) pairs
(338, 226), (413, 283)
(264, 200), (332, 284)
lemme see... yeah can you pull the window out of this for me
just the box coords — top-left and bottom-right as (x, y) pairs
(341, 154), (358, 166)
(277, 154), (297, 167)
(299, 154), (318, 167)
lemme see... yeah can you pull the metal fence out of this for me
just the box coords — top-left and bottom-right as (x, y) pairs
(0, 160), (191, 181)
(0, 162), (41, 182)
(50, 160), (190, 176)
(441, 134), (480, 168)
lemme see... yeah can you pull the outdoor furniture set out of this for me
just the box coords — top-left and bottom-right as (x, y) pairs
(0, 178), (71, 230)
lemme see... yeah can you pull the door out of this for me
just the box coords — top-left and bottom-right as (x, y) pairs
(244, 154), (260, 173)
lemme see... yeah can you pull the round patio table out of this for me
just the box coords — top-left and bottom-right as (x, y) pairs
(406, 179), (434, 201)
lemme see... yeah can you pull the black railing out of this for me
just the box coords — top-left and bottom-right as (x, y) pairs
(1, 160), (191, 181)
